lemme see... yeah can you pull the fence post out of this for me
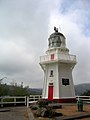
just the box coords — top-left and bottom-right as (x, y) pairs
(1, 98), (3, 107)
(27, 97), (29, 108)
(25, 96), (26, 106)
(38, 95), (40, 100)
(14, 97), (16, 106)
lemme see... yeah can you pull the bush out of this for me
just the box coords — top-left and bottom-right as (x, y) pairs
(35, 106), (55, 118)
(35, 107), (47, 117)
(31, 105), (39, 110)
(46, 107), (55, 118)
(3, 98), (14, 102)
(38, 100), (48, 108)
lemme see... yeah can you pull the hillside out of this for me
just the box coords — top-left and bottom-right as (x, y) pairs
(0, 83), (90, 96)
(29, 83), (90, 96)
(28, 88), (42, 95)
(75, 83), (90, 95)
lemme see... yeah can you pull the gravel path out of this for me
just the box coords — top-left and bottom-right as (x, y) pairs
(0, 106), (29, 120)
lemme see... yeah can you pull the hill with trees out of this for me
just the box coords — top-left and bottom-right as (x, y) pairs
(0, 82), (90, 96)
(75, 83), (90, 95)
(0, 83), (30, 96)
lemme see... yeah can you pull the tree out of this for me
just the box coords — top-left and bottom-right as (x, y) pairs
(10, 86), (30, 96)
(0, 83), (30, 96)
(0, 77), (7, 84)
(0, 84), (9, 96)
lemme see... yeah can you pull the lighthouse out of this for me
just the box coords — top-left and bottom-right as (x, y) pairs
(39, 27), (76, 103)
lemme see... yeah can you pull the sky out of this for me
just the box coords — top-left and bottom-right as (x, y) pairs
(0, 0), (90, 88)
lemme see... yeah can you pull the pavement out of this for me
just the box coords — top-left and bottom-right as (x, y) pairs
(53, 112), (90, 120)
(0, 106), (31, 120)
(1, 105), (90, 120)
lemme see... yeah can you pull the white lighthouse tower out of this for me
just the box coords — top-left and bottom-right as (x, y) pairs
(40, 27), (76, 103)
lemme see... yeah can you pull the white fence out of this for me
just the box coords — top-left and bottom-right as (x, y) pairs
(76, 96), (90, 103)
(27, 95), (42, 108)
(0, 96), (27, 107)
(0, 95), (90, 108)
(0, 95), (42, 107)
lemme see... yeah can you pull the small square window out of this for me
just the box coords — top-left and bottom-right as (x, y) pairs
(49, 83), (53, 86)
(50, 70), (53, 77)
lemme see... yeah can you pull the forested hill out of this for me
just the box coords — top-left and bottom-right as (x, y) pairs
(0, 83), (90, 96)
(75, 83), (90, 95)
(0, 83), (42, 96)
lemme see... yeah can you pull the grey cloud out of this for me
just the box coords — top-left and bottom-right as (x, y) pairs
(0, 0), (55, 87)
(0, 0), (90, 88)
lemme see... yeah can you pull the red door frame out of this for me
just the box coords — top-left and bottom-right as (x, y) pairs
(48, 83), (53, 100)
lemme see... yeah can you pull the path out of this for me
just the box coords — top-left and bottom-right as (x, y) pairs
(0, 106), (29, 120)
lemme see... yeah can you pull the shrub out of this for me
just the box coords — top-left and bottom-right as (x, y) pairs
(38, 100), (48, 108)
(31, 105), (39, 110)
(47, 107), (55, 118)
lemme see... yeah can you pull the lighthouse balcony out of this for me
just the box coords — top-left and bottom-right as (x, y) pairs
(40, 53), (76, 64)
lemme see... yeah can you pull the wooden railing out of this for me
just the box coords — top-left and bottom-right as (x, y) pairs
(76, 96), (90, 103)
(27, 95), (42, 108)
(1, 95), (90, 108)
(0, 96), (27, 107)
(0, 95), (42, 108)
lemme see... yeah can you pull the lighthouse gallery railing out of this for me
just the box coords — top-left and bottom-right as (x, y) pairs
(40, 53), (76, 63)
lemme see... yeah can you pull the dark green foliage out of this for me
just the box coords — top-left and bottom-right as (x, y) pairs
(0, 84), (30, 96)
(9, 86), (29, 96)
(38, 100), (48, 108)
(35, 107), (50, 117)
(35, 106), (61, 118)
(46, 107), (55, 118)
(34, 100), (63, 118)
(0, 84), (9, 96)
(2, 98), (14, 102)
(35, 108), (47, 117)
(31, 105), (39, 110)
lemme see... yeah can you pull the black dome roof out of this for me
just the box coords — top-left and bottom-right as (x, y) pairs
(49, 32), (65, 39)
(48, 27), (66, 48)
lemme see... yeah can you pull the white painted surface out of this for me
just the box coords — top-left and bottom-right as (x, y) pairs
(40, 31), (77, 100)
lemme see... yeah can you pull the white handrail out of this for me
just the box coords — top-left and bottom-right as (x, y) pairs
(76, 96), (90, 102)
(0, 96), (27, 107)
(27, 95), (42, 108)
(40, 53), (76, 63)
(0, 95), (42, 108)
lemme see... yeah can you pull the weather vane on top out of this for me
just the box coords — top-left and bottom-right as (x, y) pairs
(54, 27), (58, 32)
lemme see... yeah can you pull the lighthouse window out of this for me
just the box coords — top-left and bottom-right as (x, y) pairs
(50, 70), (53, 77)
(49, 83), (53, 86)
(62, 78), (69, 86)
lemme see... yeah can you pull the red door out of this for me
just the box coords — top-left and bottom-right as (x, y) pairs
(48, 83), (53, 100)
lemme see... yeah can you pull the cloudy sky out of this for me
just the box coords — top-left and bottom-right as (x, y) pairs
(0, 0), (90, 88)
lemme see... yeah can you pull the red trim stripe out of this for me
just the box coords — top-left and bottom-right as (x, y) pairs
(43, 98), (76, 103)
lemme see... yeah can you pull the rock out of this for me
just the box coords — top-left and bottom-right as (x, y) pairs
(35, 107), (47, 117)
